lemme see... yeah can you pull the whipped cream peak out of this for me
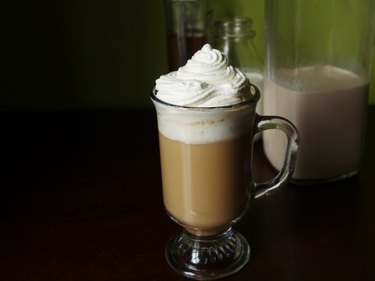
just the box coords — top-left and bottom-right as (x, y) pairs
(155, 44), (252, 107)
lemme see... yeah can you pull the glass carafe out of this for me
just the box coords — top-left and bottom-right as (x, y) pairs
(263, 0), (375, 184)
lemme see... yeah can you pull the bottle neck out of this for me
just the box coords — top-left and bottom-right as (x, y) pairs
(213, 17), (256, 40)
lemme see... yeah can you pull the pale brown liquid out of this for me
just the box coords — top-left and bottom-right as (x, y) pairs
(263, 66), (369, 180)
(159, 133), (251, 236)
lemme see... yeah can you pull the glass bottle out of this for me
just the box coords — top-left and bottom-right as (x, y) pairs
(164, 0), (208, 71)
(263, 0), (375, 184)
(211, 17), (264, 139)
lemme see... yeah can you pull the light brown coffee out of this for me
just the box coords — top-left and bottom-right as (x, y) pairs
(159, 132), (251, 236)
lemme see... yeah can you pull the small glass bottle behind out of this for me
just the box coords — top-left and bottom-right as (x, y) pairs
(211, 17), (264, 136)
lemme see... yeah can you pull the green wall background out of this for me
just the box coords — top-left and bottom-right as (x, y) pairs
(3, 0), (375, 109)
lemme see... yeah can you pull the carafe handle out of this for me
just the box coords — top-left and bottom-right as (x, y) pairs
(253, 115), (300, 199)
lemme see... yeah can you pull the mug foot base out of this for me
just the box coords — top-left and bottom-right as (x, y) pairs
(165, 228), (250, 280)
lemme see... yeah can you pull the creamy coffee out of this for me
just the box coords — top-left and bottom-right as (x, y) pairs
(159, 133), (251, 236)
(155, 102), (255, 236)
(154, 44), (257, 236)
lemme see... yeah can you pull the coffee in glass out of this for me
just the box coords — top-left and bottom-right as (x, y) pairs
(152, 44), (299, 280)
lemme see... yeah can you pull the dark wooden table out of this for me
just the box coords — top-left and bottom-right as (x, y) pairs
(1, 106), (374, 281)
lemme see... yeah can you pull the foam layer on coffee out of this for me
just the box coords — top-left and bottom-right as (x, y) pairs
(155, 104), (253, 144)
(155, 44), (251, 107)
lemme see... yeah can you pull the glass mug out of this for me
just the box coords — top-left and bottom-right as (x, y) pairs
(151, 84), (299, 280)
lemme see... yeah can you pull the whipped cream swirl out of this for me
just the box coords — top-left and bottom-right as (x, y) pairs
(155, 44), (251, 107)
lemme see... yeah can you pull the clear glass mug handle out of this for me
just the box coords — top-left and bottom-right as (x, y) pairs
(253, 115), (300, 199)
